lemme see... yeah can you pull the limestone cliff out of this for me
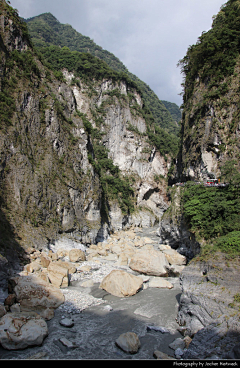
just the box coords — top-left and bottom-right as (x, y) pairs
(0, 1), (170, 260)
(177, 0), (240, 182)
(158, 186), (200, 260)
(179, 63), (240, 181)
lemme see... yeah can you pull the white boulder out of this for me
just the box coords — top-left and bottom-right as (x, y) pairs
(0, 312), (48, 350)
(11, 275), (64, 320)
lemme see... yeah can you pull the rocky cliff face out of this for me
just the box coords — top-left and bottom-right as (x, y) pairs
(168, 1), (240, 358)
(0, 3), (170, 262)
(179, 61), (240, 181)
(177, 0), (240, 182)
(158, 186), (200, 260)
(178, 255), (240, 359)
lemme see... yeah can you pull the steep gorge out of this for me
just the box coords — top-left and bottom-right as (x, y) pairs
(1, 0), (240, 360)
(0, 1), (171, 265)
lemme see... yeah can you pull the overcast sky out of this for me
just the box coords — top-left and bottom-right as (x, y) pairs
(9, 0), (225, 106)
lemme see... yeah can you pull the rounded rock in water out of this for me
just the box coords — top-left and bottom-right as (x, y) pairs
(60, 318), (74, 327)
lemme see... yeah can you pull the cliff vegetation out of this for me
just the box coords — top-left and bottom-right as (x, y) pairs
(24, 12), (181, 136)
(0, 0), (173, 255)
(178, 0), (240, 181)
(182, 182), (240, 257)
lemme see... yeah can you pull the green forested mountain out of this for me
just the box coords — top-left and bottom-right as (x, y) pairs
(25, 13), (180, 136)
(161, 100), (181, 123)
(178, 0), (240, 107)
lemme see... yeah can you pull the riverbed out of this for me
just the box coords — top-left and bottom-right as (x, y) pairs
(0, 225), (183, 360)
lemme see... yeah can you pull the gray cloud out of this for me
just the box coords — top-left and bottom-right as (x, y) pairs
(10, 0), (225, 105)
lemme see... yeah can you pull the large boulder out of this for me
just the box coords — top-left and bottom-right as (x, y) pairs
(129, 249), (169, 276)
(0, 312), (48, 350)
(99, 270), (143, 297)
(24, 261), (41, 273)
(47, 262), (69, 288)
(56, 260), (77, 274)
(162, 248), (187, 266)
(10, 275), (64, 320)
(40, 253), (51, 268)
(69, 249), (86, 262)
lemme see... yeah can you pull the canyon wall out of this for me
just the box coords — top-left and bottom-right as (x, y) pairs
(0, 4), (170, 260)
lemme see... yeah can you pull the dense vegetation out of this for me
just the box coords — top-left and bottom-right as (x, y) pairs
(182, 180), (240, 256)
(0, 49), (41, 128)
(25, 12), (180, 136)
(161, 100), (182, 123)
(146, 122), (179, 158)
(178, 0), (240, 104)
(36, 45), (140, 90)
(183, 183), (240, 240)
(0, 0), (30, 39)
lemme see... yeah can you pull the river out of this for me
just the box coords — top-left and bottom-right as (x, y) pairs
(0, 225), (183, 360)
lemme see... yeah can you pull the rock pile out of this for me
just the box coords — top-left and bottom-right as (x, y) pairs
(17, 228), (186, 295)
(21, 247), (86, 289)
(86, 228), (186, 277)
(0, 274), (64, 351)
